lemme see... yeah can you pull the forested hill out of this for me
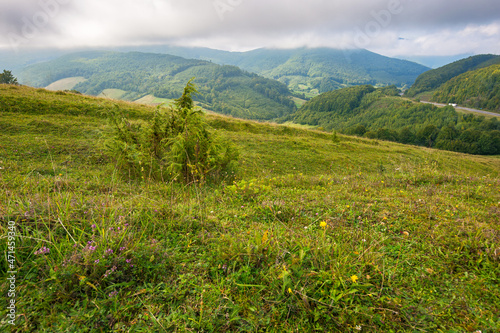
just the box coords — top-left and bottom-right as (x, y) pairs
(19, 51), (296, 120)
(431, 64), (500, 112)
(282, 85), (500, 155)
(119, 46), (430, 95)
(405, 54), (500, 97)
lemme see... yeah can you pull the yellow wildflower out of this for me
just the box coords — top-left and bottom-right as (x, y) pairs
(320, 221), (327, 229)
(350, 275), (359, 283)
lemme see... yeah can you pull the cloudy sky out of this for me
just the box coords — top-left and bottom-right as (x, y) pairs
(1, 0), (499, 57)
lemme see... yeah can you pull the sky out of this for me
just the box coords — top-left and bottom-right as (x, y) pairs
(1, 0), (499, 57)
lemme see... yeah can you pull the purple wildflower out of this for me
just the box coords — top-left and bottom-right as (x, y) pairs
(35, 247), (50, 255)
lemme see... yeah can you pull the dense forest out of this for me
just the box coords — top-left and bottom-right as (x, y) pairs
(431, 64), (500, 112)
(284, 85), (500, 155)
(405, 54), (500, 97)
(19, 51), (297, 120)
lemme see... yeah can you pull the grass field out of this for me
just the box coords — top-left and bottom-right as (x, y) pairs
(0, 84), (499, 332)
(98, 89), (128, 100)
(134, 94), (175, 107)
(45, 77), (87, 91)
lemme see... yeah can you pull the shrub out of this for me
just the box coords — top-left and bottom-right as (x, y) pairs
(105, 79), (238, 183)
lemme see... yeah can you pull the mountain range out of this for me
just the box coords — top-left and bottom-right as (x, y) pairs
(114, 45), (430, 95)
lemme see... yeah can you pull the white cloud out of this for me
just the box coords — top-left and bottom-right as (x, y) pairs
(0, 0), (499, 56)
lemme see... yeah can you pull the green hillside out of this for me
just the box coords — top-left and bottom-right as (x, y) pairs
(405, 54), (500, 97)
(118, 46), (429, 95)
(1, 84), (500, 331)
(431, 64), (500, 112)
(19, 51), (296, 121)
(285, 85), (500, 155)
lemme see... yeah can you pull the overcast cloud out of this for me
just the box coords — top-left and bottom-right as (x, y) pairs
(0, 0), (499, 56)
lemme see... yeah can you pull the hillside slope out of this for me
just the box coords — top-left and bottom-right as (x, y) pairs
(19, 51), (296, 120)
(0, 85), (500, 333)
(284, 85), (500, 155)
(120, 46), (429, 95)
(1, 84), (499, 331)
(431, 64), (500, 112)
(405, 54), (500, 97)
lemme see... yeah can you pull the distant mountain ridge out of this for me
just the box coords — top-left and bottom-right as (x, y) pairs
(120, 45), (430, 95)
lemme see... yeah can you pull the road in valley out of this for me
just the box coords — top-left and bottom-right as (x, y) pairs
(420, 101), (500, 118)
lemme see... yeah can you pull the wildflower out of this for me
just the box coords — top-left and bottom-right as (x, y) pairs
(126, 259), (132, 263)
(119, 247), (126, 251)
(35, 247), (50, 255)
(355, 325), (362, 331)
(350, 275), (359, 283)
(320, 221), (327, 229)
(105, 249), (113, 255)
(109, 291), (118, 298)
(95, 259), (99, 264)
(288, 288), (293, 294)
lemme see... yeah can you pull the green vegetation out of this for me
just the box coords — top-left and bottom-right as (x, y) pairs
(405, 54), (500, 97)
(285, 85), (500, 155)
(133, 46), (429, 95)
(106, 79), (238, 183)
(431, 64), (500, 112)
(1, 84), (499, 332)
(19, 51), (296, 121)
(0, 69), (18, 85)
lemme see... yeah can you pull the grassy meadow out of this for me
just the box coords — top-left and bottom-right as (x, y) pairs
(1, 84), (499, 332)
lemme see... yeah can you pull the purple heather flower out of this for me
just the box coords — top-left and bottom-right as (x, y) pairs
(126, 259), (132, 263)
(91, 224), (96, 229)
(95, 259), (99, 264)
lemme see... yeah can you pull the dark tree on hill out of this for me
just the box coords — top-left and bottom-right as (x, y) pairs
(0, 70), (18, 85)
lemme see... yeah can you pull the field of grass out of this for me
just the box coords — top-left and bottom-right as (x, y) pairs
(134, 94), (175, 107)
(45, 77), (87, 91)
(1, 84), (499, 332)
(98, 89), (128, 100)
